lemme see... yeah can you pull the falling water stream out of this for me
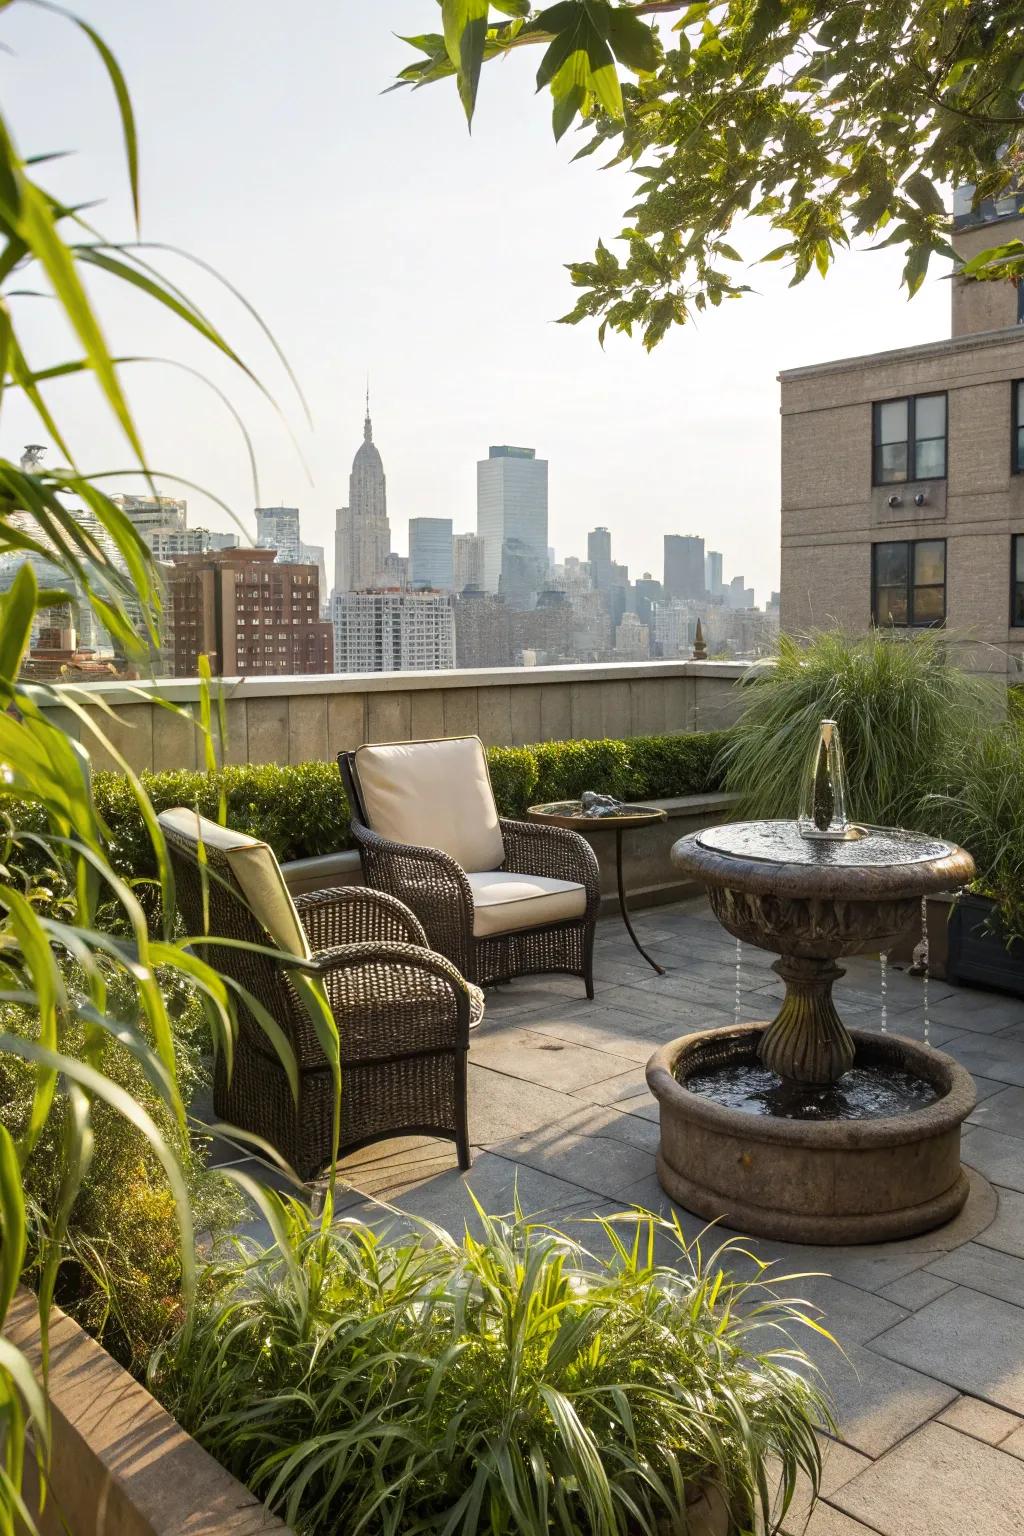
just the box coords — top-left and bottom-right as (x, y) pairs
(879, 951), (888, 1034)
(734, 937), (743, 1026)
(921, 896), (931, 1045)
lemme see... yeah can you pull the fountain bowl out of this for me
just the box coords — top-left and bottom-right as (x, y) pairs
(647, 1025), (976, 1244)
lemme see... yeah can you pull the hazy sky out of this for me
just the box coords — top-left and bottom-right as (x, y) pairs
(4, 1), (950, 604)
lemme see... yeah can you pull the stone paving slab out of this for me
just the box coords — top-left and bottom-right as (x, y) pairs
(972, 1186), (1024, 1260)
(926, 1241), (1024, 1308)
(961, 1126), (1024, 1192)
(871, 1286), (1024, 1413)
(466, 1024), (639, 1092)
(484, 1110), (659, 1201)
(832, 1421), (1024, 1536)
(969, 1084), (1024, 1135)
(940, 1032), (1024, 1087)
(937, 1395), (1023, 1445)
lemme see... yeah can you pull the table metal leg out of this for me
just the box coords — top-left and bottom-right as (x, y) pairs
(615, 826), (665, 975)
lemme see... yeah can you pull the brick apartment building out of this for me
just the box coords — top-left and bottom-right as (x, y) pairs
(779, 191), (1024, 678)
(166, 547), (332, 678)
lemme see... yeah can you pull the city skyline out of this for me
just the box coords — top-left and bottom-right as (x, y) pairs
(0, 1), (951, 609)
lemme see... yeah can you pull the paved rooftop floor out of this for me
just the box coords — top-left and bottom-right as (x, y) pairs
(235, 899), (1024, 1536)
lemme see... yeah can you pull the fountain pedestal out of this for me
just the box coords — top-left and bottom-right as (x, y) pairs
(760, 955), (854, 1084)
(646, 820), (979, 1243)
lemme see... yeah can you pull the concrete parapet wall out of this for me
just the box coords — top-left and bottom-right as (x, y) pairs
(40, 661), (750, 775)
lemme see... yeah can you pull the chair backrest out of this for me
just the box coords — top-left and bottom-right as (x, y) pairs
(348, 736), (505, 873)
(158, 808), (326, 1067)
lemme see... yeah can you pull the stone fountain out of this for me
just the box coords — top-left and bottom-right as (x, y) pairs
(646, 722), (977, 1244)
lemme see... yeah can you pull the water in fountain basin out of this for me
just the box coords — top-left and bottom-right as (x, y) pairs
(682, 1061), (938, 1120)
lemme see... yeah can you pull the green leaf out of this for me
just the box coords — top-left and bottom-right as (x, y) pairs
(904, 172), (945, 218)
(441, 0), (490, 122)
(605, 6), (660, 73)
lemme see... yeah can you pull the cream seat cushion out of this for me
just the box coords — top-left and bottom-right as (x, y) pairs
(159, 808), (311, 960)
(467, 871), (586, 938)
(354, 737), (504, 874)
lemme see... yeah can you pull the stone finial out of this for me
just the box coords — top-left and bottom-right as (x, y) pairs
(691, 618), (707, 661)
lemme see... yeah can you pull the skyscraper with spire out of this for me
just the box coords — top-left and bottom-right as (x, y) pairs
(333, 391), (391, 594)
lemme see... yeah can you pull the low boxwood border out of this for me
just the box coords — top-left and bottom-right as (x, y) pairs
(9, 729), (730, 902)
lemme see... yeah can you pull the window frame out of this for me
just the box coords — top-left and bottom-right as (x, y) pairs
(1013, 381), (1024, 476)
(1012, 534), (1024, 629)
(871, 391), (948, 486)
(871, 538), (947, 629)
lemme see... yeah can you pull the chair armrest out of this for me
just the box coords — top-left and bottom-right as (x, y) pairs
(348, 817), (476, 971)
(310, 940), (475, 1055)
(499, 818), (601, 906)
(294, 886), (428, 949)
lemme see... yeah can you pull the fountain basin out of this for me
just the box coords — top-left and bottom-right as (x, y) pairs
(646, 1026), (976, 1244)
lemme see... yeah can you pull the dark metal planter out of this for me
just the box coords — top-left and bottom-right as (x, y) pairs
(947, 892), (1024, 999)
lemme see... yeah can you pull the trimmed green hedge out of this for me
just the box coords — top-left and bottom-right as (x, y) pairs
(13, 730), (730, 898)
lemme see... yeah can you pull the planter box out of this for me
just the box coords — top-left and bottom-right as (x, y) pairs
(280, 792), (741, 916)
(947, 891), (1024, 998)
(5, 1289), (291, 1536)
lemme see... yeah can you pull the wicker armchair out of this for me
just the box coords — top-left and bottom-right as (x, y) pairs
(159, 808), (481, 1179)
(338, 736), (600, 997)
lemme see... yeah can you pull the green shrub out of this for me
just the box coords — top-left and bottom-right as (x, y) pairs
(152, 1198), (830, 1536)
(623, 730), (732, 799)
(530, 737), (635, 806)
(926, 717), (1024, 947)
(1, 974), (242, 1373)
(484, 745), (538, 816)
(723, 629), (996, 828)
(5, 730), (729, 916)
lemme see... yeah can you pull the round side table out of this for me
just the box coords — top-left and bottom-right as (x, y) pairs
(526, 800), (668, 975)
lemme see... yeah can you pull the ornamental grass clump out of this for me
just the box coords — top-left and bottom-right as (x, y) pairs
(152, 1197), (831, 1536)
(723, 629), (995, 829)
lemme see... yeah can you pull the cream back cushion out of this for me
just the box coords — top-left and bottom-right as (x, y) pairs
(354, 737), (505, 873)
(158, 808), (311, 960)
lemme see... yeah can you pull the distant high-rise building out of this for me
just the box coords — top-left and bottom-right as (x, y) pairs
(614, 611), (650, 661)
(207, 531), (241, 552)
(664, 534), (705, 600)
(476, 445), (548, 600)
(166, 547), (331, 678)
(409, 517), (454, 590)
(705, 550), (724, 597)
(299, 543), (329, 611)
(632, 573), (663, 627)
(513, 589), (573, 664)
(334, 395), (391, 593)
(380, 552), (409, 588)
(587, 527), (613, 593)
(453, 531), (485, 593)
(332, 589), (455, 673)
(726, 574), (755, 609)
(651, 601), (697, 659)
(255, 505), (302, 564)
(111, 494), (187, 538)
(498, 537), (547, 612)
(149, 527), (225, 560)
(454, 590), (513, 669)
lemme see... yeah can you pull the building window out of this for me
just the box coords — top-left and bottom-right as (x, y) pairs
(1013, 535), (1024, 626)
(1013, 382), (1024, 473)
(872, 539), (946, 627)
(872, 394), (947, 484)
